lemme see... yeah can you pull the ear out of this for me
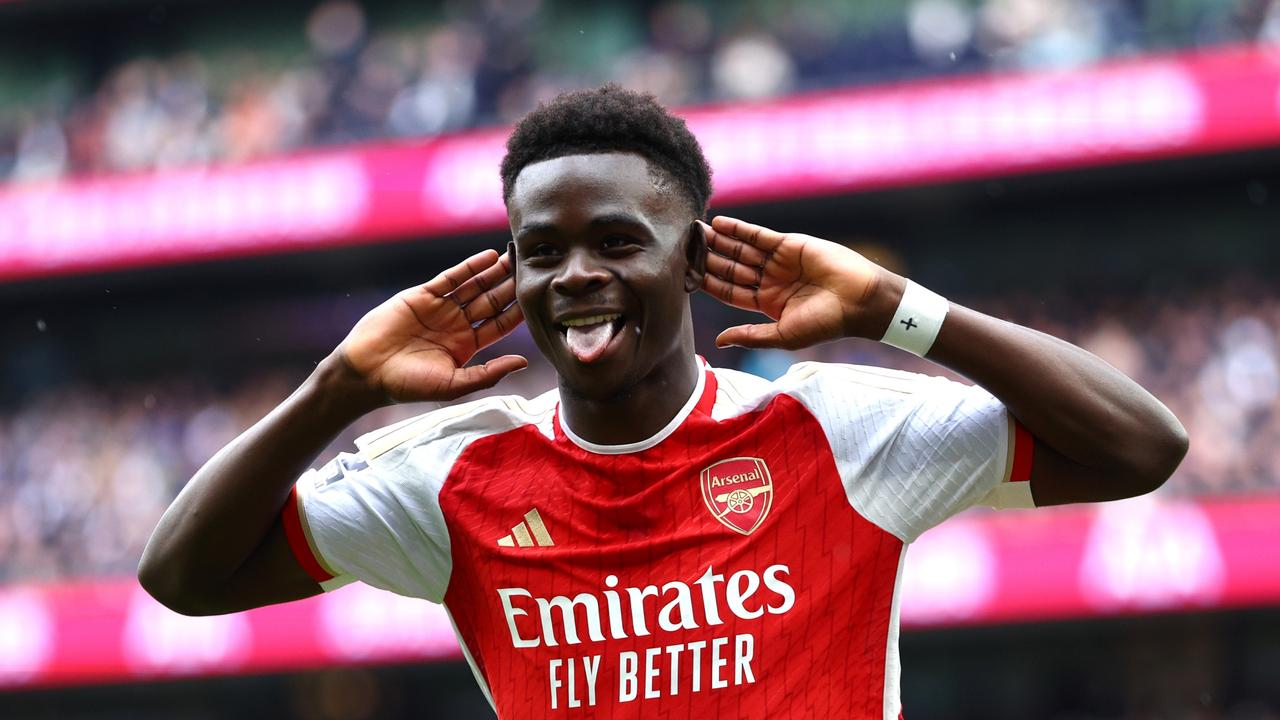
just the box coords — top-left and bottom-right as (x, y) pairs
(507, 241), (518, 284)
(683, 220), (707, 293)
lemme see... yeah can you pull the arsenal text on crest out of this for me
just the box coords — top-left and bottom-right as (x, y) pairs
(700, 457), (774, 536)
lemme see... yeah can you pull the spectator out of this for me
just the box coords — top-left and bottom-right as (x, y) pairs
(0, 0), (1266, 184)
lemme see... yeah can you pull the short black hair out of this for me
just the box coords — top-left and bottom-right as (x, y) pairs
(500, 84), (713, 216)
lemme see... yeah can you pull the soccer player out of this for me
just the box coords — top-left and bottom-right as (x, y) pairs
(139, 85), (1187, 718)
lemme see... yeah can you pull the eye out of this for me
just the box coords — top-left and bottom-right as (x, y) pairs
(530, 243), (559, 257)
(602, 235), (634, 250)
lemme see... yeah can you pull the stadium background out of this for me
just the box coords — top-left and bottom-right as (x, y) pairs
(2, 0), (1279, 717)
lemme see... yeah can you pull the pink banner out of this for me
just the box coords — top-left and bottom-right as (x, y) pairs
(0, 495), (1277, 690)
(1, 46), (1278, 282)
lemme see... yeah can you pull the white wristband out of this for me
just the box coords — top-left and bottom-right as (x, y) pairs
(880, 280), (949, 357)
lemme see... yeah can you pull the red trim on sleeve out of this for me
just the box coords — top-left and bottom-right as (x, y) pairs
(1010, 421), (1035, 483)
(282, 486), (335, 583)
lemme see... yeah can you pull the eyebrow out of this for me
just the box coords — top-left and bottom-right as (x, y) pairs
(515, 212), (651, 241)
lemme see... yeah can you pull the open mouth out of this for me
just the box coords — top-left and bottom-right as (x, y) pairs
(558, 313), (627, 364)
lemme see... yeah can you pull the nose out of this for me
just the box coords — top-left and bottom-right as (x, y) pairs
(550, 247), (610, 297)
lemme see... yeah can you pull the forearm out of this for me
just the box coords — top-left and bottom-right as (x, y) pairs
(698, 216), (1187, 503)
(139, 352), (382, 603)
(933, 303), (1185, 476)
(864, 272), (1187, 500)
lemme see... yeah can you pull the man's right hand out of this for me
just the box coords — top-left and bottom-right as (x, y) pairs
(338, 248), (527, 405)
(140, 247), (527, 615)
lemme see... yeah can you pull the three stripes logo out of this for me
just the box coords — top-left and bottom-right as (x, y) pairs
(497, 508), (556, 548)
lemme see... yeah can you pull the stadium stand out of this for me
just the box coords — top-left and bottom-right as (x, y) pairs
(3, 0), (1280, 182)
(1, 279), (1277, 584)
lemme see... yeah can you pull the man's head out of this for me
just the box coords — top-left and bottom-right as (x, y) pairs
(501, 85), (713, 401)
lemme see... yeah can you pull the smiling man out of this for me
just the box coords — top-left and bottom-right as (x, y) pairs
(139, 85), (1188, 719)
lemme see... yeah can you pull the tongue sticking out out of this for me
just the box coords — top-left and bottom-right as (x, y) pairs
(565, 322), (616, 363)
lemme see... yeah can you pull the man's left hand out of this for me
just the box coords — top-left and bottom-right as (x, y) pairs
(699, 216), (901, 349)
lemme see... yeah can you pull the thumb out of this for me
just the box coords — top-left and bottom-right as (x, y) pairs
(443, 355), (528, 400)
(715, 324), (789, 350)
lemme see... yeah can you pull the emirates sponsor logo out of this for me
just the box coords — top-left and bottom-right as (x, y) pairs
(700, 457), (773, 535)
(496, 564), (795, 649)
(496, 564), (794, 709)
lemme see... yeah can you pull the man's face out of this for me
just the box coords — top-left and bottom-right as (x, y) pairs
(507, 152), (703, 400)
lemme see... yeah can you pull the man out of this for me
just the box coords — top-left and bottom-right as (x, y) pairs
(139, 85), (1187, 719)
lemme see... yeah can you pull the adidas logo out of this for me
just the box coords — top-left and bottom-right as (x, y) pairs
(497, 508), (556, 548)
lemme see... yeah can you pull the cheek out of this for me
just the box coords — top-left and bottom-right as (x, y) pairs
(640, 248), (687, 289)
(514, 273), (538, 305)
(634, 271), (687, 329)
(514, 281), (545, 330)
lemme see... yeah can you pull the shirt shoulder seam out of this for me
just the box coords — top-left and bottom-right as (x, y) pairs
(358, 393), (554, 460)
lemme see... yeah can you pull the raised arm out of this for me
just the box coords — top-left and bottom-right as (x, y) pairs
(139, 249), (525, 615)
(698, 217), (1187, 506)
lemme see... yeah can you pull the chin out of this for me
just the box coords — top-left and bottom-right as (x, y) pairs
(556, 360), (640, 403)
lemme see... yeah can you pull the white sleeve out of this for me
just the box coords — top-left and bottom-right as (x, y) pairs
(284, 445), (453, 602)
(780, 362), (1034, 544)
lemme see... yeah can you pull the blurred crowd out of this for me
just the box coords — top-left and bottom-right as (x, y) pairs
(0, 278), (1277, 584)
(4, 0), (1280, 183)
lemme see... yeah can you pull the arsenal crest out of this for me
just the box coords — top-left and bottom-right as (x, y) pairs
(700, 457), (774, 535)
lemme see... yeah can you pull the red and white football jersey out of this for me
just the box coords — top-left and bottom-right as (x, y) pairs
(283, 360), (1035, 719)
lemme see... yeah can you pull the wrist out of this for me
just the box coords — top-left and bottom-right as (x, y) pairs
(879, 279), (949, 357)
(305, 351), (390, 423)
(846, 268), (907, 340)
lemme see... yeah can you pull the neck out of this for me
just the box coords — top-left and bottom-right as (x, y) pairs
(559, 351), (701, 446)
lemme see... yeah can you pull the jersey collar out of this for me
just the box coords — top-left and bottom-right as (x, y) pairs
(555, 357), (718, 455)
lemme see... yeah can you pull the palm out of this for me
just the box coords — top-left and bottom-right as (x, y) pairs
(339, 249), (526, 403)
(700, 217), (880, 350)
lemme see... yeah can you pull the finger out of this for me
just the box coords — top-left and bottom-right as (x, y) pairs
(705, 250), (762, 288)
(422, 249), (501, 296)
(441, 354), (528, 400)
(701, 273), (759, 311)
(448, 252), (511, 306)
(474, 301), (525, 347)
(462, 275), (517, 324)
(710, 216), (785, 252)
(700, 221), (769, 266)
(715, 323), (792, 350)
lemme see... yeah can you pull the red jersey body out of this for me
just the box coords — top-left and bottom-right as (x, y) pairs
(285, 360), (1034, 719)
